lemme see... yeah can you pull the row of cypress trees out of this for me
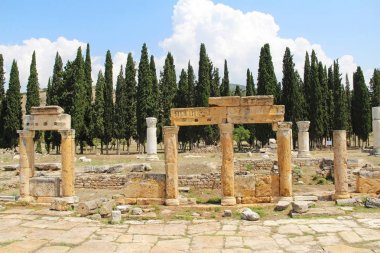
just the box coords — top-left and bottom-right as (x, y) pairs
(0, 43), (379, 152)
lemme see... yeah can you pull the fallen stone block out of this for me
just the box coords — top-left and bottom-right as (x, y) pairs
(294, 195), (318, 202)
(292, 201), (309, 213)
(89, 213), (102, 220)
(336, 198), (361, 206)
(179, 186), (190, 192)
(116, 205), (131, 213)
(131, 207), (143, 215)
(50, 198), (70, 211)
(223, 210), (232, 217)
(365, 198), (380, 208)
(111, 210), (122, 223)
(35, 163), (61, 171)
(241, 208), (260, 221)
(127, 163), (152, 172)
(275, 200), (291, 211)
(290, 207), (345, 218)
(3, 164), (19, 171)
(30, 177), (61, 197)
(0, 195), (18, 202)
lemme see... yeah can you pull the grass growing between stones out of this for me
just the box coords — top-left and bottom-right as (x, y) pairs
(0, 240), (21, 247)
(353, 206), (380, 213)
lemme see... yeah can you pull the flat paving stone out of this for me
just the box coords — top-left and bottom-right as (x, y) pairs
(191, 235), (224, 250)
(277, 224), (303, 235)
(150, 238), (191, 252)
(243, 236), (280, 251)
(0, 239), (47, 253)
(324, 244), (373, 253)
(187, 221), (221, 235)
(338, 230), (363, 243)
(115, 242), (153, 253)
(51, 226), (98, 245)
(67, 240), (118, 253)
(35, 246), (71, 253)
(127, 224), (186, 236)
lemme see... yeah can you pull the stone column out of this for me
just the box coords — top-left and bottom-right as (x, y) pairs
(297, 121), (311, 158)
(219, 123), (236, 206)
(146, 117), (159, 161)
(60, 129), (75, 197)
(372, 107), (380, 155)
(277, 122), (293, 197)
(333, 130), (350, 199)
(17, 130), (35, 201)
(163, 126), (179, 206)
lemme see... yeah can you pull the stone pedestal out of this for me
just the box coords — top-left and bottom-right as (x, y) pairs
(372, 107), (380, 155)
(17, 130), (35, 200)
(146, 117), (159, 160)
(219, 123), (236, 206)
(277, 122), (292, 197)
(333, 130), (350, 199)
(60, 130), (75, 197)
(297, 121), (311, 158)
(163, 126), (179, 206)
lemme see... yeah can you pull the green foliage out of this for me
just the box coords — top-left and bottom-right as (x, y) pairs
(2, 60), (22, 148)
(352, 66), (371, 142)
(233, 126), (250, 151)
(220, 59), (230, 96)
(303, 52), (311, 120)
(246, 68), (255, 96)
(125, 53), (137, 149)
(210, 67), (220, 97)
(160, 52), (177, 128)
(345, 74), (352, 134)
(150, 55), (159, 119)
(0, 54), (5, 146)
(234, 85), (242, 96)
(92, 72), (105, 142)
(25, 51), (40, 114)
(176, 69), (189, 146)
(114, 66), (126, 140)
(103, 50), (114, 151)
(332, 60), (348, 130)
(196, 43), (210, 107)
(370, 69), (380, 107)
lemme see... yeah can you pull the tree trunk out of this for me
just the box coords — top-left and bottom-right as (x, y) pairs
(116, 139), (120, 155)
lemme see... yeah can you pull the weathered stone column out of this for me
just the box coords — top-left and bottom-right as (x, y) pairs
(219, 123), (236, 206)
(17, 130), (35, 200)
(333, 130), (350, 199)
(146, 117), (159, 161)
(297, 121), (311, 158)
(277, 122), (293, 197)
(163, 126), (179, 206)
(60, 129), (75, 197)
(372, 107), (380, 155)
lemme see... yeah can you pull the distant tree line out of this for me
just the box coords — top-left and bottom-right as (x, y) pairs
(0, 43), (379, 152)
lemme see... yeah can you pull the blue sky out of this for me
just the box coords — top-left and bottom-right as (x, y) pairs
(1, 0), (379, 90)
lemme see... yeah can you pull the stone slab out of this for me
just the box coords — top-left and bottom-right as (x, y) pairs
(290, 207), (345, 218)
(30, 177), (61, 197)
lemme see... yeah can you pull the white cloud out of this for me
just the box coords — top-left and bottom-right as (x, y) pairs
(0, 37), (130, 91)
(159, 0), (359, 87)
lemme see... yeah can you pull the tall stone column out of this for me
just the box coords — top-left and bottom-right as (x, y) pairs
(277, 122), (293, 197)
(219, 123), (236, 206)
(163, 126), (179, 206)
(60, 129), (75, 197)
(297, 121), (311, 158)
(372, 107), (380, 155)
(17, 130), (35, 200)
(333, 130), (350, 199)
(146, 117), (159, 160)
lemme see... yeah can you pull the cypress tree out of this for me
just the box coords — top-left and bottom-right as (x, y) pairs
(309, 50), (324, 147)
(103, 50), (114, 154)
(234, 86), (242, 96)
(246, 68), (255, 96)
(176, 69), (189, 148)
(2, 60), (22, 148)
(72, 47), (87, 154)
(303, 52), (311, 120)
(196, 43), (211, 107)
(150, 55), (159, 119)
(93, 71), (105, 153)
(137, 43), (153, 148)
(370, 69), (380, 107)
(187, 61), (196, 149)
(25, 51), (40, 114)
(84, 43), (93, 104)
(326, 66), (335, 138)
(125, 53), (137, 152)
(345, 74), (352, 138)
(255, 43), (278, 146)
(332, 60), (348, 130)
(210, 67), (220, 97)
(352, 66), (371, 143)
(114, 66), (126, 154)
(0, 54), (5, 146)
(318, 63), (329, 139)
(160, 52), (177, 128)
(220, 60), (230, 96)
(44, 78), (52, 153)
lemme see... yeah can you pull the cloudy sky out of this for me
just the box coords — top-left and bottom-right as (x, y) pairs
(1, 0), (379, 91)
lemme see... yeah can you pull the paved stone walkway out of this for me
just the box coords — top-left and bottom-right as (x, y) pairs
(0, 208), (380, 253)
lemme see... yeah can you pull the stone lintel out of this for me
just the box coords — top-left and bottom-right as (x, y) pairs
(208, 95), (274, 107)
(31, 106), (64, 115)
(226, 105), (284, 124)
(24, 113), (71, 131)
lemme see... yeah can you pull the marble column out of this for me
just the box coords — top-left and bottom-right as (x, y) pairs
(17, 130), (35, 200)
(219, 123), (236, 206)
(146, 117), (159, 161)
(297, 121), (311, 158)
(372, 107), (380, 155)
(333, 130), (350, 199)
(277, 122), (293, 197)
(163, 126), (179, 206)
(60, 129), (75, 197)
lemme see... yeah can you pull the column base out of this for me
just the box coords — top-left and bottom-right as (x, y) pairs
(333, 193), (351, 200)
(18, 196), (35, 203)
(221, 197), (236, 206)
(297, 151), (311, 158)
(165, 198), (179, 206)
(146, 154), (159, 161)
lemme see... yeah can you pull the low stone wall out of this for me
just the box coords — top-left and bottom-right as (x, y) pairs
(178, 173), (221, 189)
(234, 159), (274, 172)
(75, 174), (126, 189)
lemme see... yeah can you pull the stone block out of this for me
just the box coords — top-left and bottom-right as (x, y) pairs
(294, 195), (318, 202)
(271, 175), (280, 197)
(234, 174), (255, 197)
(30, 177), (61, 197)
(209, 96), (241, 107)
(275, 200), (291, 211)
(255, 175), (272, 197)
(241, 208), (260, 221)
(123, 198), (137, 204)
(292, 201), (309, 213)
(111, 210), (122, 223)
(136, 198), (165, 205)
(50, 198), (70, 211)
(124, 174), (166, 198)
(356, 176), (380, 193)
(241, 196), (272, 204)
(35, 196), (55, 203)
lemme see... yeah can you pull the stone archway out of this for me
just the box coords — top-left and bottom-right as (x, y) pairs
(163, 95), (291, 206)
(17, 106), (76, 202)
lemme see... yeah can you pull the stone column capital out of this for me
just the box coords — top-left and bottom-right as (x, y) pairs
(146, 117), (157, 128)
(296, 121), (310, 132)
(275, 122), (292, 131)
(59, 129), (75, 138)
(218, 123), (234, 133)
(163, 126), (179, 135)
(17, 130), (35, 138)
